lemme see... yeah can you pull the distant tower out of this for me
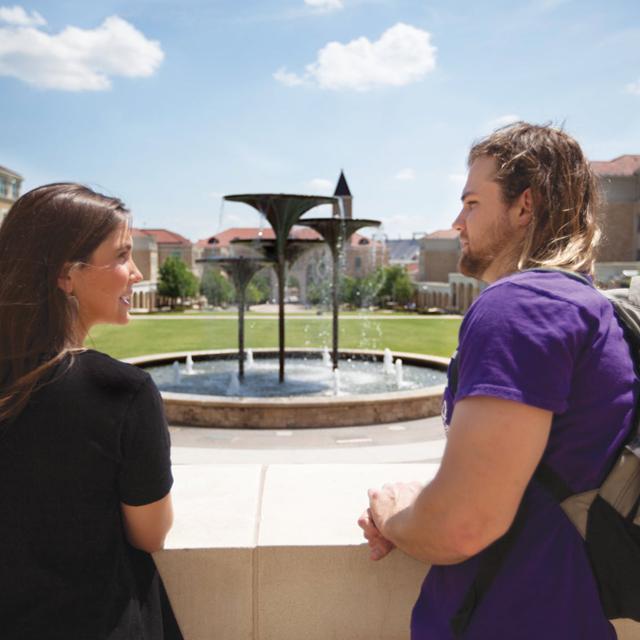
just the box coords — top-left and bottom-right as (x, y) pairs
(332, 170), (352, 219)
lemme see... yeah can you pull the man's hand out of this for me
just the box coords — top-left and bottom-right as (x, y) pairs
(368, 481), (424, 538)
(358, 480), (424, 560)
(357, 507), (395, 561)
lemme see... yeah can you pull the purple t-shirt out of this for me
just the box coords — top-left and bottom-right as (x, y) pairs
(412, 271), (637, 639)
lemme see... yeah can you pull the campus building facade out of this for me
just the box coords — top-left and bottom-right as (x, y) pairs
(0, 165), (22, 226)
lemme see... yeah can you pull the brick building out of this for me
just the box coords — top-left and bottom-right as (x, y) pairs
(592, 155), (640, 263)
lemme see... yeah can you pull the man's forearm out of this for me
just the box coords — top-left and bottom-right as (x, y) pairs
(382, 485), (478, 566)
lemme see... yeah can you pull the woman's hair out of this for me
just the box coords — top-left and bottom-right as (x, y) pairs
(0, 183), (130, 423)
(468, 122), (601, 274)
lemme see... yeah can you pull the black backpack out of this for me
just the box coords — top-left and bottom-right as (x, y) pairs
(449, 270), (640, 637)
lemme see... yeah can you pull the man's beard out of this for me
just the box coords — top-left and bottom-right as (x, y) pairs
(458, 249), (494, 280)
(458, 217), (518, 281)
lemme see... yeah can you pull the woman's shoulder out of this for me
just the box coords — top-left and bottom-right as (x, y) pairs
(72, 349), (151, 391)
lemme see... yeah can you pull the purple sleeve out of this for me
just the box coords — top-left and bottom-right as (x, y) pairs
(456, 282), (595, 414)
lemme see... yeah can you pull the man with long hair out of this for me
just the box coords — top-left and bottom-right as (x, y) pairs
(359, 123), (635, 638)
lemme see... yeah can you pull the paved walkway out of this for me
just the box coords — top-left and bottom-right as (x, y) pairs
(134, 314), (461, 321)
(170, 415), (446, 465)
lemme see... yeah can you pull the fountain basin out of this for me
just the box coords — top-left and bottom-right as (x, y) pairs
(126, 349), (449, 429)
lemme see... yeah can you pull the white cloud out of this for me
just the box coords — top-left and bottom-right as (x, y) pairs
(395, 168), (416, 181)
(273, 67), (306, 87)
(0, 12), (164, 91)
(307, 178), (334, 193)
(0, 5), (45, 27)
(274, 22), (436, 91)
(486, 114), (520, 130)
(626, 80), (640, 95)
(304, 0), (344, 12)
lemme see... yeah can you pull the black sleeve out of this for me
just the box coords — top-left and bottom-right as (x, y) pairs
(118, 376), (173, 506)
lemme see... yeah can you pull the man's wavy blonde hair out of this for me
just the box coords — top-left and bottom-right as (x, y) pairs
(468, 122), (601, 275)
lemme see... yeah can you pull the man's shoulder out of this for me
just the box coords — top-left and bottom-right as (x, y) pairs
(460, 270), (610, 342)
(479, 270), (606, 312)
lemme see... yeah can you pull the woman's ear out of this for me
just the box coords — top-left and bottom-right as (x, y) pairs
(57, 264), (74, 295)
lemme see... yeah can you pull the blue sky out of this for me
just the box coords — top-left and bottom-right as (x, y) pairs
(1, 0), (639, 241)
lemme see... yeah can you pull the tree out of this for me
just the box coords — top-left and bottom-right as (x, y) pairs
(307, 279), (331, 306)
(287, 274), (300, 289)
(158, 256), (199, 308)
(251, 272), (272, 304)
(200, 267), (234, 307)
(377, 265), (415, 306)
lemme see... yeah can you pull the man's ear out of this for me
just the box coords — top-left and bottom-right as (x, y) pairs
(57, 263), (74, 295)
(515, 188), (533, 228)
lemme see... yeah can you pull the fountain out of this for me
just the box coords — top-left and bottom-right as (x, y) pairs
(130, 178), (450, 428)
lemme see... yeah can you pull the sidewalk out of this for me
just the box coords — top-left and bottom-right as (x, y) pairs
(169, 415), (446, 464)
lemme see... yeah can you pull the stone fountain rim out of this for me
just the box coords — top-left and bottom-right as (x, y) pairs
(125, 348), (448, 409)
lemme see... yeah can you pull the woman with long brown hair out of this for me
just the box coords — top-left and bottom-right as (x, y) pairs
(0, 183), (180, 639)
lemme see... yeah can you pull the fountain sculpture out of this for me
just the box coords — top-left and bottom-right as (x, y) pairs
(222, 194), (335, 382)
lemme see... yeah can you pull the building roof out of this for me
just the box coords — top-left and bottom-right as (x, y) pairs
(385, 239), (421, 262)
(198, 226), (324, 249)
(132, 228), (152, 238)
(349, 231), (384, 248)
(425, 229), (460, 239)
(334, 171), (352, 197)
(591, 155), (640, 177)
(135, 228), (192, 245)
(198, 226), (382, 249)
(0, 164), (22, 179)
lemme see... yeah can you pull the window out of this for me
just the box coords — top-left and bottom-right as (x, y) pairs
(0, 177), (7, 197)
(355, 256), (362, 273)
(10, 179), (18, 200)
(358, 238), (369, 245)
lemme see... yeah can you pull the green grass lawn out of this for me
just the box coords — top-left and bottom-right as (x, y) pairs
(88, 316), (462, 360)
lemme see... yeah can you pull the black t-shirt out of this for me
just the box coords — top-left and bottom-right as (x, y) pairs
(0, 350), (178, 639)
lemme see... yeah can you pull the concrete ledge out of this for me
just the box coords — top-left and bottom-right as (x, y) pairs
(156, 464), (640, 640)
(126, 349), (448, 429)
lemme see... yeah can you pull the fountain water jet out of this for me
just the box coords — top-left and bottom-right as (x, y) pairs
(296, 217), (380, 368)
